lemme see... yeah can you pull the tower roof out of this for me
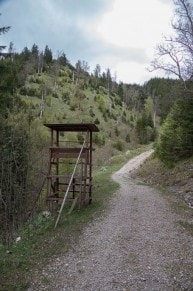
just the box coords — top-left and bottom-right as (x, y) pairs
(44, 123), (99, 132)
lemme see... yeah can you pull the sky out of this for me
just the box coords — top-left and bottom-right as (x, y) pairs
(0, 0), (174, 84)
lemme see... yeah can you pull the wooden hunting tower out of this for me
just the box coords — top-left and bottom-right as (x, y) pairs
(44, 123), (99, 226)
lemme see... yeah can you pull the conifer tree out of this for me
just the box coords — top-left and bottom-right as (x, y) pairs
(44, 44), (53, 65)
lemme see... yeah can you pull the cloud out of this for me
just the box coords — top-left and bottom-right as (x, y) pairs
(158, 0), (173, 4)
(90, 43), (149, 64)
(57, 0), (112, 18)
(96, 0), (173, 49)
(0, 0), (175, 84)
(92, 0), (174, 83)
(0, 0), (113, 53)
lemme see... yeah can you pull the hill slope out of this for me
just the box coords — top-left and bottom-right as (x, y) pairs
(19, 64), (142, 166)
(133, 155), (193, 208)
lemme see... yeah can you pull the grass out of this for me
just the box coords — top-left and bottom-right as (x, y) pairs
(133, 152), (193, 235)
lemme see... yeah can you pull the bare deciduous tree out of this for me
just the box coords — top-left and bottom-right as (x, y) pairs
(150, 0), (193, 85)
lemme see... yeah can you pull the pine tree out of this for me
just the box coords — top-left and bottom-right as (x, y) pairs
(43, 45), (53, 65)
(156, 94), (193, 164)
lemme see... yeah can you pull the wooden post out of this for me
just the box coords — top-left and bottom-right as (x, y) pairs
(56, 129), (59, 198)
(89, 130), (93, 203)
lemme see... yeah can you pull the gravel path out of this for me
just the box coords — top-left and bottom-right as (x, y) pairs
(29, 150), (193, 290)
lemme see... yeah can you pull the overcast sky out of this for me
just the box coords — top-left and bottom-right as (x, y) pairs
(0, 0), (174, 84)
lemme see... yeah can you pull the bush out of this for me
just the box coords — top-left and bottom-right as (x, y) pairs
(46, 95), (52, 107)
(103, 112), (108, 122)
(53, 92), (59, 98)
(93, 133), (105, 146)
(126, 133), (130, 143)
(59, 69), (68, 77)
(61, 90), (70, 101)
(115, 126), (120, 136)
(89, 107), (95, 118)
(97, 95), (106, 113)
(20, 86), (40, 97)
(69, 100), (77, 111)
(99, 86), (107, 94)
(94, 118), (100, 125)
(20, 86), (28, 95)
(77, 132), (84, 144)
(114, 96), (122, 106)
(113, 140), (124, 151)
(109, 112), (116, 120)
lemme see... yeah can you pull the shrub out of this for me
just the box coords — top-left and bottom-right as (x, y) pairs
(97, 95), (106, 113)
(20, 86), (40, 97)
(126, 133), (130, 143)
(113, 140), (124, 151)
(46, 95), (52, 107)
(94, 118), (100, 125)
(114, 96), (122, 106)
(89, 107), (95, 117)
(99, 86), (107, 94)
(53, 92), (59, 98)
(103, 112), (108, 122)
(61, 90), (70, 101)
(59, 69), (68, 77)
(115, 126), (120, 136)
(20, 86), (28, 95)
(110, 112), (117, 120)
(93, 133), (105, 146)
(77, 132), (84, 144)
(69, 102), (77, 111)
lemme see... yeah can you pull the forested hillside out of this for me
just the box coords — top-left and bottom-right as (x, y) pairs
(0, 41), (188, 243)
(1, 0), (193, 244)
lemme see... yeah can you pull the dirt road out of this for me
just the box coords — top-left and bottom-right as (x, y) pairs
(29, 151), (193, 290)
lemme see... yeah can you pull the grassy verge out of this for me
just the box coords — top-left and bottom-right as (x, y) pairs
(133, 153), (193, 234)
(0, 146), (151, 290)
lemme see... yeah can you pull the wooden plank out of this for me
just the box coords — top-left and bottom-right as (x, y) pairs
(50, 147), (89, 159)
(47, 175), (87, 179)
(51, 152), (87, 159)
(50, 147), (89, 153)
